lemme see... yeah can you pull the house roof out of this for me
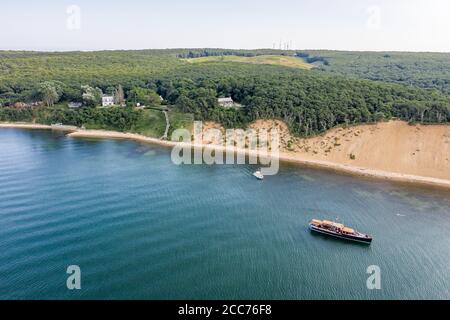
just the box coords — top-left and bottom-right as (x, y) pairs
(218, 97), (233, 103)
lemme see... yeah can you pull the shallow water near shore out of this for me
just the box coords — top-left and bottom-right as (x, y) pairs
(0, 128), (449, 299)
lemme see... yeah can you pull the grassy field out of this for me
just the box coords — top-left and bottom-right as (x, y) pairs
(132, 109), (167, 138)
(132, 109), (194, 138)
(183, 55), (314, 70)
(168, 111), (194, 136)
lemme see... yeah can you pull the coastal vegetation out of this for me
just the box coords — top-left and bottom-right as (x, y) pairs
(0, 106), (192, 138)
(0, 49), (449, 137)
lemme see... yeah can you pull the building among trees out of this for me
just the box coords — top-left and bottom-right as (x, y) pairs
(102, 95), (114, 107)
(218, 97), (235, 108)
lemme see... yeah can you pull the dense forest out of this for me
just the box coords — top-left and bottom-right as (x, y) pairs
(159, 63), (450, 135)
(299, 50), (450, 95)
(0, 49), (449, 136)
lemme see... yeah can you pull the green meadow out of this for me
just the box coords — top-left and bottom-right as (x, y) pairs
(184, 54), (314, 70)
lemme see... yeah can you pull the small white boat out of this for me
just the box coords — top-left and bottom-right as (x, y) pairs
(253, 170), (264, 180)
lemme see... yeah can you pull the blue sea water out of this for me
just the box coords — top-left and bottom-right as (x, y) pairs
(0, 128), (449, 299)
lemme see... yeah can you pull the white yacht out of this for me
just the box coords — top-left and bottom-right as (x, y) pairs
(253, 170), (264, 180)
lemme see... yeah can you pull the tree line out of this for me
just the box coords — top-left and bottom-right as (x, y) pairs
(0, 50), (449, 136)
(0, 106), (145, 132)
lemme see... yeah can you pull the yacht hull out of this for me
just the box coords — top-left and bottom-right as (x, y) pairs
(309, 225), (372, 244)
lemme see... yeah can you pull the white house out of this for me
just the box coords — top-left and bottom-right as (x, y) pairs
(102, 96), (114, 107)
(218, 97), (234, 108)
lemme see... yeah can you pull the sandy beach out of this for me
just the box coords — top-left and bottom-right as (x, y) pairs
(1, 121), (450, 190)
(0, 123), (53, 130)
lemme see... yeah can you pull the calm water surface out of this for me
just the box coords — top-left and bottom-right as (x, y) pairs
(0, 128), (449, 299)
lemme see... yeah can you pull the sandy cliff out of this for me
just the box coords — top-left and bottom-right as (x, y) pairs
(249, 120), (450, 181)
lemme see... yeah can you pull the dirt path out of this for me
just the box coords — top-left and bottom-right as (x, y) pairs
(161, 110), (170, 140)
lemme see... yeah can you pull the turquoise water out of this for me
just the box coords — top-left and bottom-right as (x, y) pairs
(0, 128), (449, 300)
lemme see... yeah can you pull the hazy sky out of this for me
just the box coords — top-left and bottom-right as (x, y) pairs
(1, 0), (449, 52)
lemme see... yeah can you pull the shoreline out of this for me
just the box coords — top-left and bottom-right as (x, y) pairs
(2, 122), (450, 191)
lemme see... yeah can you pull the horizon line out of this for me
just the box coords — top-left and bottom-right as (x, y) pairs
(1, 47), (450, 54)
